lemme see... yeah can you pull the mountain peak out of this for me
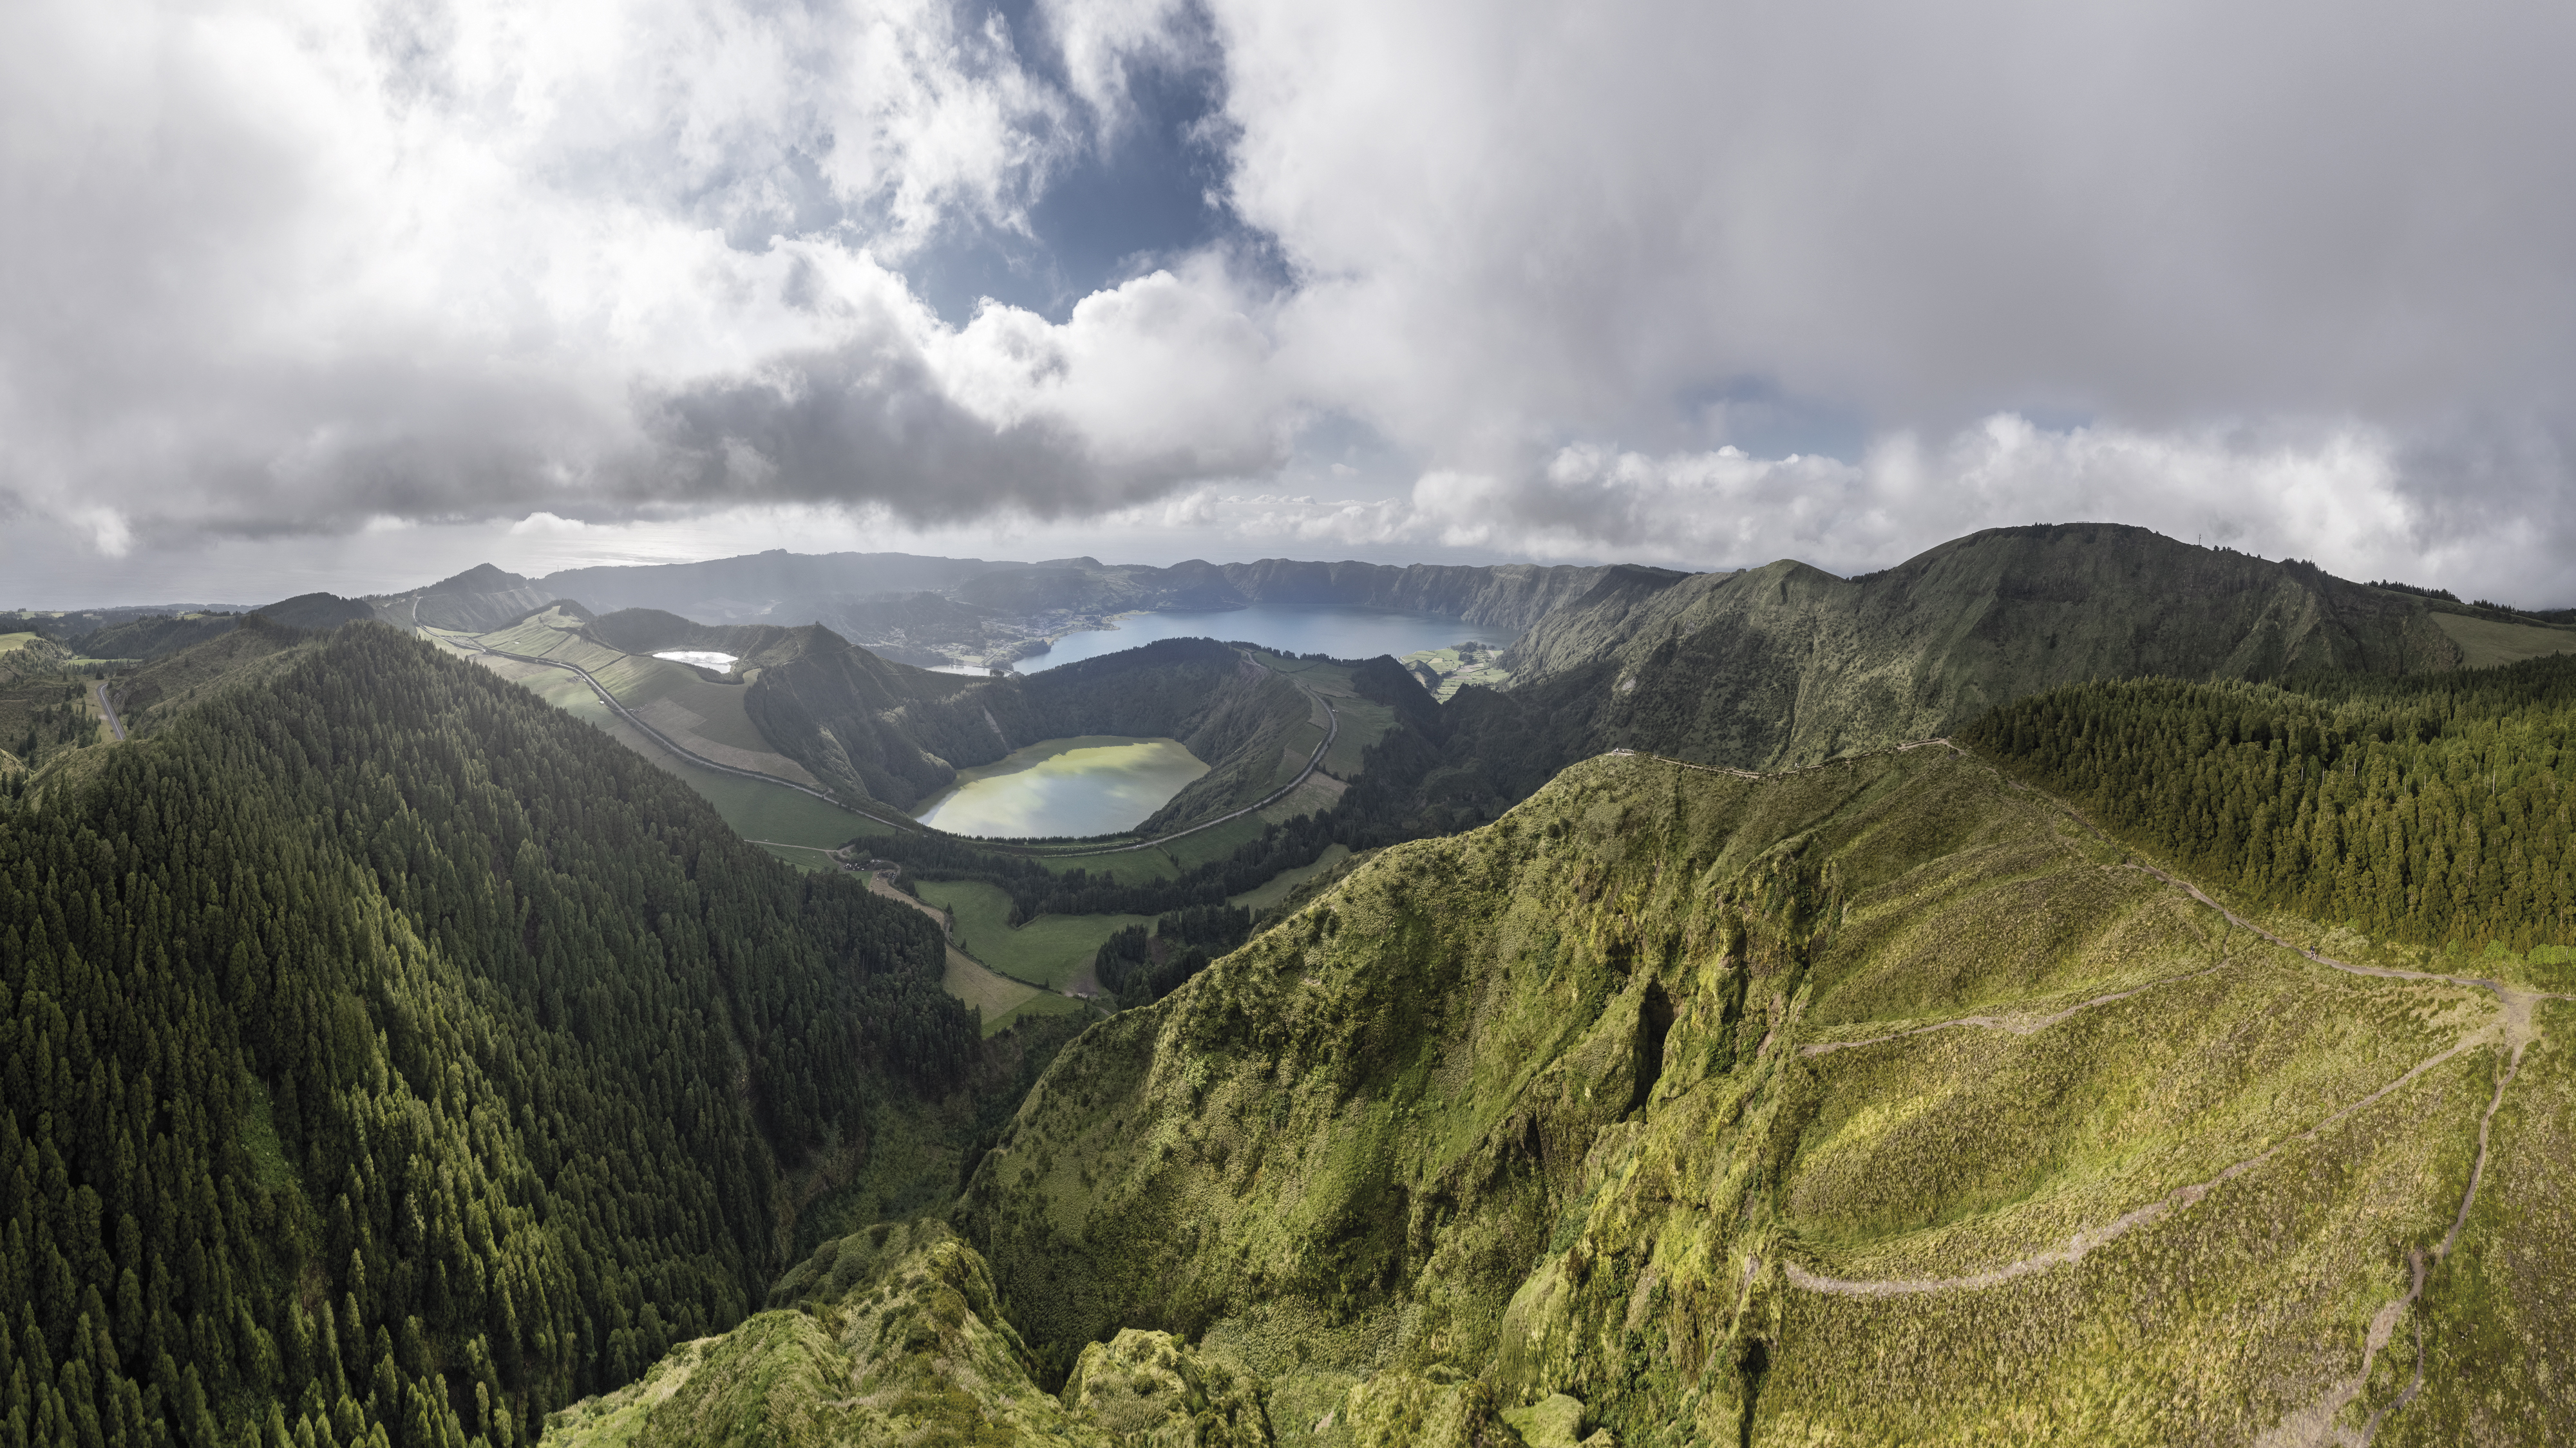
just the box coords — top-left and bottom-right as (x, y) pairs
(428, 562), (532, 592)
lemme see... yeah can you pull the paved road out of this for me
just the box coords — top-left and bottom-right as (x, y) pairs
(95, 681), (126, 742)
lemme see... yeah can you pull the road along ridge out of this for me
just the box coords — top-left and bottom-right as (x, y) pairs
(1027, 650), (1340, 856)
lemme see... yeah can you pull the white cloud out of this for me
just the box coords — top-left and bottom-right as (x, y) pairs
(0, 0), (1285, 547)
(1115, 415), (2576, 600)
(1213, 0), (2576, 450)
(6, 0), (2576, 608)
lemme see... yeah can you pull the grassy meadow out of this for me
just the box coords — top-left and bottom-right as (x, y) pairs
(474, 656), (891, 859)
(2427, 608), (2576, 667)
(916, 879), (1149, 991)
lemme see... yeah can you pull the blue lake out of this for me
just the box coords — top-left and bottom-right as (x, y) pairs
(1017, 605), (1518, 673)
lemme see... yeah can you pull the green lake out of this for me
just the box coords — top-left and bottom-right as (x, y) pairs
(911, 735), (1209, 839)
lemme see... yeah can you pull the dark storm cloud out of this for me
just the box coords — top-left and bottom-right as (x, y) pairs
(639, 338), (1258, 520)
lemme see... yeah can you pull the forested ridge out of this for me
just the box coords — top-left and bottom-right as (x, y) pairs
(1, 625), (973, 1447)
(1968, 653), (2576, 961)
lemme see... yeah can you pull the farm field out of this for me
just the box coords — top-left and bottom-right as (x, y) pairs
(1230, 842), (1352, 911)
(2429, 609), (2576, 667)
(866, 875), (1097, 1034)
(1397, 641), (1513, 700)
(916, 878), (1150, 992)
(462, 608), (820, 785)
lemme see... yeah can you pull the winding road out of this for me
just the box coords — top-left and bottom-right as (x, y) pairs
(95, 681), (126, 742)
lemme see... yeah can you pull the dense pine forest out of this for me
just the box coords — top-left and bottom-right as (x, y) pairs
(1, 626), (973, 1447)
(1090, 904), (1255, 1009)
(1969, 653), (2576, 963)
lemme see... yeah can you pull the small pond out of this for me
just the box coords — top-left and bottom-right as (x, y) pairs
(1017, 605), (1517, 673)
(653, 650), (738, 672)
(912, 735), (1209, 839)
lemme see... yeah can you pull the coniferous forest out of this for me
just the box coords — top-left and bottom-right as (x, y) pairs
(1968, 653), (2576, 960)
(1, 626), (972, 1448)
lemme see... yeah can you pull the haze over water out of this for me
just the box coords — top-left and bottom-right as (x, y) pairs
(1019, 606), (1517, 673)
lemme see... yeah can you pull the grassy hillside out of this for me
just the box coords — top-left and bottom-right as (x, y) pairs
(579, 727), (2567, 1443)
(545, 1221), (1267, 1448)
(379, 563), (564, 632)
(75, 612), (238, 661)
(2426, 608), (2576, 667)
(943, 740), (2562, 1445)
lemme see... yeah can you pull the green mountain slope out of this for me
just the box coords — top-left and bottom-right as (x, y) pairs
(582, 699), (2568, 1445)
(940, 740), (2561, 1445)
(582, 608), (795, 661)
(1967, 656), (2576, 954)
(0, 624), (981, 1447)
(1437, 526), (2466, 821)
(378, 565), (565, 633)
(540, 550), (1616, 631)
(64, 596), (375, 665)
(546, 1219), (1271, 1448)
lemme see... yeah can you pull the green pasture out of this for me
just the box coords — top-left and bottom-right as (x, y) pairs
(915, 879), (1148, 992)
(1229, 843), (1351, 912)
(2430, 609), (2576, 668)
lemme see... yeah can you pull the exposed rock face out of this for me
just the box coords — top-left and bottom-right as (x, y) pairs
(546, 1222), (1271, 1448)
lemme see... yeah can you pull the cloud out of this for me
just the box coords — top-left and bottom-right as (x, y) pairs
(0, 0), (1279, 546)
(1217, 0), (2576, 448)
(1130, 415), (2576, 603)
(6, 0), (2576, 605)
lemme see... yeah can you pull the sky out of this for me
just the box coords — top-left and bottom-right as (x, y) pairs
(6, 0), (2576, 609)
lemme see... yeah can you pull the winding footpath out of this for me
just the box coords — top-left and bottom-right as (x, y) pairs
(1798, 963), (2227, 1060)
(1611, 745), (2566, 1443)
